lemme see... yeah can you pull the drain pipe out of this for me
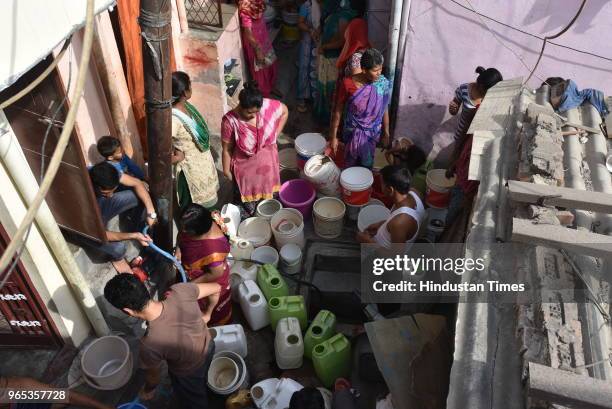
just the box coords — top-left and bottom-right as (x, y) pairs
(389, 0), (412, 127)
(0, 114), (110, 338)
(386, 0), (405, 89)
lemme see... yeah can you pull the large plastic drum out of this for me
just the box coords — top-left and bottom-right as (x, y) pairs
(304, 155), (341, 197)
(295, 133), (326, 170)
(340, 167), (374, 206)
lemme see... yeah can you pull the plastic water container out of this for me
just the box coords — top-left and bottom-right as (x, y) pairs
(304, 310), (336, 359)
(237, 217), (272, 248)
(251, 246), (280, 268)
(304, 155), (341, 197)
(230, 261), (258, 302)
(238, 280), (270, 331)
(251, 378), (304, 409)
(270, 209), (305, 250)
(268, 295), (307, 331)
(357, 204), (391, 232)
(209, 351), (250, 396)
(313, 197), (346, 239)
(256, 199), (283, 220)
(81, 336), (133, 390)
(340, 167), (374, 206)
(231, 239), (254, 261)
(425, 169), (456, 209)
(280, 244), (302, 275)
(210, 324), (248, 358)
(312, 334), (352, 388)
(275, 317), (304, 369)
(257, 264), (289, 300)
(221, 203), (242, 238)
(295, 133), (326, 170)
(279, 179), (316, 219)
(208, 356), (239, 393)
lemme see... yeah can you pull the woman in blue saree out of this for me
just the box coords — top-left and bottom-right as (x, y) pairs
(329, 48), (391, 169)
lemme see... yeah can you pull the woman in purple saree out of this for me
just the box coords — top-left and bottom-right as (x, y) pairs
(329, 48), (391, 169)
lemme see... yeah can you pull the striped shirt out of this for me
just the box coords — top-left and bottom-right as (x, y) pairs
(453, 83), (479, 143)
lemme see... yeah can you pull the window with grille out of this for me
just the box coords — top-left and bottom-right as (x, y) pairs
(185, 0), (223, 29)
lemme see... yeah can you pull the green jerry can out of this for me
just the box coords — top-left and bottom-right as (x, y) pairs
(257, 264), (289, 301)
(304, 310), (336, 359)
(268, 295), (307, 331)
(312, 333), (351, 388)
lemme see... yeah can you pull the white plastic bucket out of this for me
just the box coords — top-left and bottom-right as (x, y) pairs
(270, 209), (305, 250)
(304, 155), (341, 197)
(340, 167), (374, 206)
(357, 205), (391, 232)
(279, 148), (298, 171)
(313, 197), (346, 239)
(256, 199), (283, 220)
(425, 169), (456, 209)
(208, 351), (249, 395)
(280, 244), (302, 275)
(295, 133), (326, 170)
(81, 336), (133, 390)
(208, 356), (239, 393)
(251, 246), (280, 267)
(237, 217), (272, 248)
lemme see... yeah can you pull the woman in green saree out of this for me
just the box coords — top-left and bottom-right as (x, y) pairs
(313, 0), (356, 125)
(171, 71), (220, 211)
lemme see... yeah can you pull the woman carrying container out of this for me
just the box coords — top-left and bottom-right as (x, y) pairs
(329, 48), (391, 169)
(445, 66), (503, 227)
(221, 81), (289, 216)
(357, 165), (425, 249)
(171, 71), (219, 211)
(175, 204), (232, 326)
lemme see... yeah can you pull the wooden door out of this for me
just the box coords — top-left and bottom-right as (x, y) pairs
(0, 57), (107, 242)
(0, 224), (62, 348)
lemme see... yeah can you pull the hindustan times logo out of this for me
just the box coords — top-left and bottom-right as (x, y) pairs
(372, 255), (486, 276)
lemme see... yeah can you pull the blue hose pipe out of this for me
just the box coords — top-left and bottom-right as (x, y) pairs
(142, 226), (188, 283)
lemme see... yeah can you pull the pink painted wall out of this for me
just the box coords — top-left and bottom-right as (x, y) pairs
(56, 29), (113, 166)
(396, 0), (612, 161)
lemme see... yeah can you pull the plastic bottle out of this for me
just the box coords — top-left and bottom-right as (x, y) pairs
(304, 310), (336, 359)
(257, 264), (289, 301)
(312, 334), (352, 388)
(238, 280), (270, 331)
(274, 317), (304, 369)
(268, 295), (307, 331)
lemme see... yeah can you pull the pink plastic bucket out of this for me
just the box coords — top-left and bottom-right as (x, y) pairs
(279, 179), (316, 219)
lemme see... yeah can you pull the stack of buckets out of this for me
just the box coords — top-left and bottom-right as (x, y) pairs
(423, 169), (456, 242)
(295, 133), (327, 171)
(340, 167), (375, 221)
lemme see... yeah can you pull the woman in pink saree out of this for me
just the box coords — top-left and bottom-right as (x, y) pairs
(222, 81), (289, 215)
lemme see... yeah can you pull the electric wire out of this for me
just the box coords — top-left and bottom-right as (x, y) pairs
(523, 0), (588, 85)
(0, 0), (95, 275)
(462, 0), (547, 85)
(447, 0), (611, 62)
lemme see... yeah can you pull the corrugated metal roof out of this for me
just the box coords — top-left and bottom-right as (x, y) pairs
(0, 0), (116, 91)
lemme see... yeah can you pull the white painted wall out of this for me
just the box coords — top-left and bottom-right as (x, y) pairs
(0, 0), (114, 91)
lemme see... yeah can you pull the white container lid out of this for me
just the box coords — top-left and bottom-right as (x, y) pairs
(295, 133), (326, 156)
(340, 167), (374, 190)
(357, 205), (391, 232)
